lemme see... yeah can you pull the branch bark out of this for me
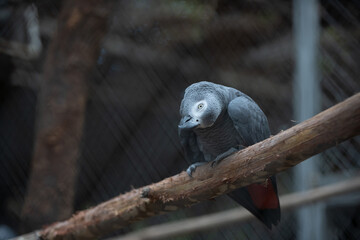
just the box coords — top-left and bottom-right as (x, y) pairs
(20, 0), (113, 232)
(115, 175), (360, 240)
(30, 93), (360, 239)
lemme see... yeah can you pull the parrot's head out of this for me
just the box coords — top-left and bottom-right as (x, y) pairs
(179, 82), (224, 130)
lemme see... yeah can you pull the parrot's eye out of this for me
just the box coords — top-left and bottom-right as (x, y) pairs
(197, 103), (204, 109)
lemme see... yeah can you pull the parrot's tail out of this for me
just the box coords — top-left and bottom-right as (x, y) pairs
(227, 176), (281, 229)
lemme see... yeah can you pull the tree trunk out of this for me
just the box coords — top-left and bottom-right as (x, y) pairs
(20, 0), (112, 232)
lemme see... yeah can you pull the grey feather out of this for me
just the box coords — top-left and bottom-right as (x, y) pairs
(228, 95), (271, 145)
(178, 128), (205, 164)
(178, 81), (280, 228)
(179, 81), (270, 161)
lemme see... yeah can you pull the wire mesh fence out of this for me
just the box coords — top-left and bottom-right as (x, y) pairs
(0, 0), (359, 239)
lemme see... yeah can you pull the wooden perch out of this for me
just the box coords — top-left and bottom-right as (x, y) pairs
(115, 175), (360, 240)
(23, 93), (360, 239)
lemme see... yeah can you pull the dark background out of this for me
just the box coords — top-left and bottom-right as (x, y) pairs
(0, 0), (359, 239)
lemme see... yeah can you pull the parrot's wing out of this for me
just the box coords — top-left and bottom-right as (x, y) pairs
(227, 95), (270, 145)
(227, 95), (280, 228)
(178, 128), (205, 165)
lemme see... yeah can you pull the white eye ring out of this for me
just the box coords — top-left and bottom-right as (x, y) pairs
(197, 103), (204, 109)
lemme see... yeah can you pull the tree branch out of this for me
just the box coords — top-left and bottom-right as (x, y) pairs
(115, 175), (360, 240)
(25, 93), (360, 239)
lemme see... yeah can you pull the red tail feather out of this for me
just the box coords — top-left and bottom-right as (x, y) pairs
(247, 179), (279, 210)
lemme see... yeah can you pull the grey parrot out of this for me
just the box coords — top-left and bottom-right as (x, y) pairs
(178, 81), (280, 229)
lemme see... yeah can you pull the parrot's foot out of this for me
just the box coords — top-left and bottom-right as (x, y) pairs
(211, 147), (239, 167)
(186, 162), (207, 177)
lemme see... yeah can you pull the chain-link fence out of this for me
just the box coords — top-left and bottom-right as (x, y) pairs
(0, 0), (359, 239)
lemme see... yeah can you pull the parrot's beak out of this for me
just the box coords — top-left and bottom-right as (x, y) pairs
(178, 116), (200, 130)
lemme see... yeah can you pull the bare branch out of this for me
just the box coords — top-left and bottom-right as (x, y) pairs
(18, 93), (360, 239)
(115, 175), (360, 240)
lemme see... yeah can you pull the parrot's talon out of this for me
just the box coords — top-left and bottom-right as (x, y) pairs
(186, 168), (194, 177)
(211, 160), (220, 168)
(141, 188), (150, 198)
(186, 162), (207, 177)
(211, 148), (239, 168)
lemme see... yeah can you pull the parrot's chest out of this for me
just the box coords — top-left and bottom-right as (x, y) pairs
(194, 112), (238, 160)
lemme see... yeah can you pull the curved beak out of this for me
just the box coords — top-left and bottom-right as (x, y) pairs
(178, 116), (200, 130)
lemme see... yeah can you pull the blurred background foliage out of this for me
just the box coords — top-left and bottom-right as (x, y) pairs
(0, 0), (359, 239)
